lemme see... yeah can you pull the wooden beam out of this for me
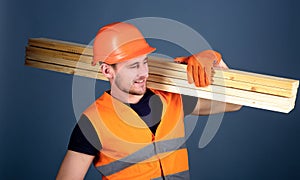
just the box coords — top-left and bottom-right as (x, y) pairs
(28, 38), (299, 92)
(146, 82), (294, 113)
(147, 74), (294, 105)
(26, 53), (293, 106)
(25, 38), (299, 113)
(25, 59), (107, 81)
(26, 46), (99, 72)
(26, 44), (298, 97)
(25, 59), (294, 113)
(149, 57), (299, 91)
(149, 66), (296, 98)
(29, 38), (93, 56)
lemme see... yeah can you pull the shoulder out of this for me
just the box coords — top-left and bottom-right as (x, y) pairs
(68, 114), (102, 156)
(82, 91), (111, 120)
(150, 89), (198, 116)
(149, 88), (182, 100)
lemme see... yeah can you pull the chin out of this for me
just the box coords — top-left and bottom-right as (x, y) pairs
(129, 87), (146, 95)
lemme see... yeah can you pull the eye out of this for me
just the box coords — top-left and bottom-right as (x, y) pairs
(129, 64), (139, 69)
(144, 58), (148, 64)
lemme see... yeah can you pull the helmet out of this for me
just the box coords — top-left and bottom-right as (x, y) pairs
(92, 22), (156, 65)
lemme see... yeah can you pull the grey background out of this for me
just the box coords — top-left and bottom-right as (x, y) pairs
(1, 0), (300, 179)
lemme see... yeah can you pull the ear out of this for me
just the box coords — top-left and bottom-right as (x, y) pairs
(100, 63), (114, 79)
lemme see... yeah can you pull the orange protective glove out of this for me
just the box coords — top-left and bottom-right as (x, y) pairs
(174, 50), (222, 87)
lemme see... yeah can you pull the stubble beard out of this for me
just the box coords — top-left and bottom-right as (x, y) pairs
(128, 83), (147, 95)
(115, 75), (147, 96)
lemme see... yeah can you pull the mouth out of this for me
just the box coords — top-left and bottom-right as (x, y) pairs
(134, 79), (146, 84)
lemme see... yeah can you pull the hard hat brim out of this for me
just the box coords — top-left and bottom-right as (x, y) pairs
(104, 46), (156, 65)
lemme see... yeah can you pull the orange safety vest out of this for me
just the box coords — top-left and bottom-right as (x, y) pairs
(83, 89), (190, 179)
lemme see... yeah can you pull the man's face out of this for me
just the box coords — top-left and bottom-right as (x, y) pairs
(111, 54), (149, 96)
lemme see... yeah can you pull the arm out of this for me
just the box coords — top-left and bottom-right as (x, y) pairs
(191, 98), (242, 115)
(56, 150), (94, 180)
(57, 115), (101, 179)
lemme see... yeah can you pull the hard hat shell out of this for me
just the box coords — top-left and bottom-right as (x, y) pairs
(92, 22), (156, 65)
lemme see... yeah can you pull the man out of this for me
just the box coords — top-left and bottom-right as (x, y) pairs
(56, 22), (241, 180)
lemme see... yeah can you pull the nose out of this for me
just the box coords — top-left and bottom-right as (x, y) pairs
(138, 63), (149, 78)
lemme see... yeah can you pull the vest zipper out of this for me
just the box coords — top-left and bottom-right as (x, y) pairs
(152, 134), (166, 180)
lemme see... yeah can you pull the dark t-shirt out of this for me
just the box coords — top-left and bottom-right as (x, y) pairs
(68, 89), (197, 156)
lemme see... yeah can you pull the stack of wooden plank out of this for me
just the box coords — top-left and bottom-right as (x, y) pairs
(25, 38), (299, 113)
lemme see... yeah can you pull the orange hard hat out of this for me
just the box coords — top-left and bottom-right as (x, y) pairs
(92, 22), (156, 65)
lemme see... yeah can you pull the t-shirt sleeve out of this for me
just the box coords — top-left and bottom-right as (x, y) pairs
(68, 114), (102, 156)
(182, 94), (198, 116)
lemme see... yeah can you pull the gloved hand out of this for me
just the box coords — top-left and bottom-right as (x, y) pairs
(174, 50), (222, 87)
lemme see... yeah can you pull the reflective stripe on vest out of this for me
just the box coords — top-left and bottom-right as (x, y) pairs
(97, 137), (186, 176)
